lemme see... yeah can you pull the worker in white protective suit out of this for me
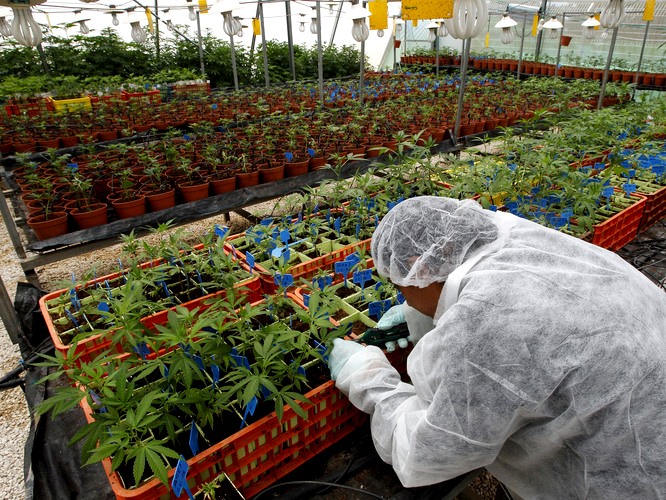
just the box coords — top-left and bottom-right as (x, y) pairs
(329, 196), (666, 499)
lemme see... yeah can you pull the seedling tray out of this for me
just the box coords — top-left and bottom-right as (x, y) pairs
(637, 184), (666, 232)
(591, 191), (647, 251)
(80, 380), (366, 499)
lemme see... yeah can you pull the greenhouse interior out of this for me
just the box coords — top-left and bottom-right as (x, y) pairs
(0, 0), (665, 497)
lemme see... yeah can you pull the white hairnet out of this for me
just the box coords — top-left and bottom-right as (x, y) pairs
(336, 209), (666, 497)
(371, 197), (500, 288)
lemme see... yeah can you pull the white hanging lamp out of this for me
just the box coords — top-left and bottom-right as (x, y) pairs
(0, 16), (12, 37)
(76, 18), (90, 34)
(209, 0), (241, 36)
(581, 14), (600, 40)
(426, 21), (438, 42)
(349, 3), (371, 42)
(495, 13), (516, 44)
(542, 15), (562, 39)
(444, 0), (488, 40)
(435, 18), (448, 37)
(310, 9), (317, 34)
(127, 9), (147, 43)
(600, 0), (624, 29)
(186, 0), (197, 21)
(0, 0), (45, 47)
(105, 6), (123, 27)
(162, 8), (174, 31)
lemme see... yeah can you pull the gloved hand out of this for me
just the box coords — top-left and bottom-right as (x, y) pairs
(328, 338), (365, 381)
(376, 304), (406, 330)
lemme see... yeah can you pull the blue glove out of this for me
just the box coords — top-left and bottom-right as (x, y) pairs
(329, 338), (365, 381)
(375, 304), (406, 330)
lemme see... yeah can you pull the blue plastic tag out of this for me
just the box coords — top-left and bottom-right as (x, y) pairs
(261, 385), (271, 398)
(313, 204), (319, 214)
(64, 309), (79, 328)
(307, 148), (316, 158)
(623, 183), (637, 195)
(355, 223), (361, 239)
(368, 299), (393, 320)
(163, 365), (169, 378)
(189, 421), (200, 456)
(214, 225), (229, 239)
(303, 293), (310, 307)
(183, 134), (191, 141)
(284, 152), (294, 162)
(602, 187), (615, 198)
(387, 201), (397, 211)
(344, 252), (361, 266)
(334, 261), (354, 278)
(231, 353), (250, 370)
(280, 229), (291, 243)
(313, 275), (333, 290)
(274, 273), (294, 288)
(297, 211), (303, 223)
(171, 457), (194, 499)
(212, 103), (218, 110)
(192, 355), (205, 371)
(353, 269), (372, 289)
(97, 302), (110, 313)
(333, 217), (341, 235)
(211, 364), (220, 386)
(66, 163), (78, 172)
(133, 342), (149, 360)
(240, 396), (259, 429)
(396, 291), (405, 304)
(229, 244), (239, 260)
(246, 251), (255, 273)
(375, 215), (379, 227)
(325, 210), (331, 223)
(89, 389), (108, 413)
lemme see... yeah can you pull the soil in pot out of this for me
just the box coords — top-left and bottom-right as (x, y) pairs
(27, 211), (68, 240)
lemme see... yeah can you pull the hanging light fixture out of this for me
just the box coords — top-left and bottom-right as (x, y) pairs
(310, 8), (317, 34)
(436, 18), (448, 37)
(542, 15), (562, 39)
(105, 6), (123, 27)
(209, 0), (241, 36)
(186, 0), (197, 21)
(127, 9), (147, 43)
(495, 12), (516, 44)
(581, 14), (600, 40)
(600, 0), (624, 29)
(394, 17), (403, 35)
(349, 3), (371, 42)
(328, 2), (335, 15)
(537, 16), (545, 31)
(238, 23), (246, 37)
(161, 8), (174, 30)
(0, 16), (12, 37)
(298, 13), (306, 32)
(0, 0), (46, 47)
(444, 0), (488, 40)
(600, 28), (609, 39)
(77, 18), (90, 34)
(426, 21), (438, 43)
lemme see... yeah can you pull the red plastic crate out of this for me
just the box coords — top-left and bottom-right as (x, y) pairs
(172, 83), (211, 95)
(592, 191), (647, 251)
(638, 184), (666, 232)
(121, 90), (161, 104)
(80, 379), (365, 499)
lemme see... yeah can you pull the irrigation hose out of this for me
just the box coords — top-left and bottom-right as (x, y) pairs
(0, 339), (54, 391)
(253, 481), (385, 499)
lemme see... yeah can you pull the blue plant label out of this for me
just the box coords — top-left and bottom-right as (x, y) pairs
(313, 203), (319, 214)
(284, 152), (294, 162)
(387, 201), (397, 211)
(211, 364), (220, 385)
(623, 183), (637, 195)
(369, 300), (389, 320)
(280, 229), (291, 243)
(69, 289), (81, 311)
(314, 340), (328, 361)
(355, 223), (361, 239)
(602, 187), (615, 198)
(297, 365), (306, 376)
(65, 309), (79, 328)
(353, 269), (372, 289)
(97, 302), (110, 313)
(313, 275), (333, 290)
(333, 217), (341, 235)
(334, 261), (353, 278)
(261, 385), (271, 398)
(274, 273), (294, 288)
(489, 205), (497, 212)
(230, 244), (239, 260)
(66, 163), (78, 172)
(192, 355), (205, 371)
(231, 353), (250, 370)
(375, 215), (380, 227)
(307, 148), (316, 158)
(163, 366), (169, 378)
(246, 251), (255, 273)
(171, 457), (194, 499)
(240, 396), (259, 429)
(160, 281), (170, 297)
(374, 281), (383, 291)
(189, 422), (200, 456)
(89, 389), (108, 413)
(303, 293), (310, 307)
(344, 252), (361, 266)
(104, 280), (113, 298)
(183, 134), (191, 141)
(133, 342), (149, 360)
(297, 211), (303, 223)
(397, 291), (406, 304)
(279, 248), (290, 266)
(214, 225), (229, 239)
(652, 165), (665, 175)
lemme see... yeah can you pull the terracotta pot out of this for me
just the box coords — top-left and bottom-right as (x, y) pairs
(459, 123), (476, 137)
(70, 203), (108, 230)
(209, 176), (236, 194)
(178, 181), (210, 203)
(640, 74), (654, 86)
(37, 138), (60, 151)
(111, 195), (146, 219)
(583, 69), (594, 79)
(97, 130), (119, 142)
(236, 171), (260, 188)
(653, 75), (665, 87)
(27, 211), (68, 240)
(284, 159), (309, 178)
(60, 136), (79, 148)
(145, 189), (176, 212)
(573, 69), (584, 79)
(309, 157), (327, 170)
(259, 165), (284, 184)
(13, 141), (37, 153)
(560, 35), (572, 46)
(473, 121), (485, 134)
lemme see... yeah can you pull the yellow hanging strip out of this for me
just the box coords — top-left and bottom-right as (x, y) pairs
(531, 14), (539, 36)
(643, 0), (655, 21)
(146, 8), (154, 33)
(252, 18), (261, 36)
(485, 31), (490, 47)
(594, 13), (600, 30)
(199, 0), (208, 14)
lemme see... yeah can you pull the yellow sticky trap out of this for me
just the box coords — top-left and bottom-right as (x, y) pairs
(146, 8), (154, 33)
(199, 0), (208, 14)
(368, 0), (388, 31)
(412, 19), (418, 27)
(402, 0), (454, 20)
(252, 18), (261, 36)
(531, 14), (539, 36)
(485, 31), (490, 47)
(643, 0), (654, 21)
(594, 13), (600, 30)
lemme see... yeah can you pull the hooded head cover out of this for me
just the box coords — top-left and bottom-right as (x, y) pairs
(371, 197), (499, 288)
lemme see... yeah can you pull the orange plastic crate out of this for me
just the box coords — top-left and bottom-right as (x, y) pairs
(591, 191), (647, 251)
(80, 380), (365, 499)
(121, 90), (161, 104)
(638, 185), (666, 232)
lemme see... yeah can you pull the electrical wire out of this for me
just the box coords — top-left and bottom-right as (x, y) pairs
(253, 481), (385, 499)
(312, 455), (354, 496)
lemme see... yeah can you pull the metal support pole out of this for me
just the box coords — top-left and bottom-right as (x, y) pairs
(633, 20), (650, 91)
(154, 0), (160, 59)
(196, 12), (206, 77)
(329, 0), (344, 46)
(230, 34), (240, 91)
(250, 3), (260, 60)
(435, 27), (440, 77)
(597, 26), (618, 110)
(517, 15), (526, 77)
(317, 1), (324, 105)
(453, 38), (471, 144)
(0, 190), (27, 261)
(359, 40), (365, 105)
(36, 43), (50, 74)
(0, 275), (21, 346)
(393, 35), (397, 71)
(534, 0), (549, 61)
(554, 12), (565, 77)
(259, 1), (270, 87)
(285, 0), (297, 81)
